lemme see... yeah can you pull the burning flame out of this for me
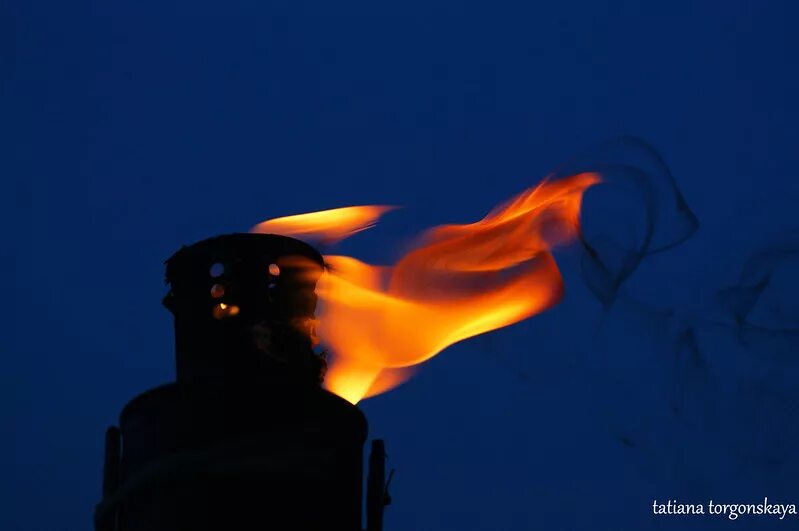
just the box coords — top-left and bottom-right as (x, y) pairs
(252, 205), (396, 245)
(253, 173), (599, 403)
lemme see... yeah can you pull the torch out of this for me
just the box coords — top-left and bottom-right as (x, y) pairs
(94, 170), (597, 530)
(94, 233), (388, 531)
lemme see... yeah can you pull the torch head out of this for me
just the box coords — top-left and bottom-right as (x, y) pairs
(163, 233), (327, 387)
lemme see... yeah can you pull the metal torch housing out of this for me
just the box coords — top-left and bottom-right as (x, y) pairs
(94, 233), (376, 531)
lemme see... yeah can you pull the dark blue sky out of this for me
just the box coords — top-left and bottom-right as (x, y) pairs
(5, 1), (799, 530)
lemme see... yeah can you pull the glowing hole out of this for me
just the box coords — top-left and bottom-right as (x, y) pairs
(209, 263), (224, 278)
(269, 263), (280, 276)
(210, 284), (225, 298)
(213, 303), (240, 320)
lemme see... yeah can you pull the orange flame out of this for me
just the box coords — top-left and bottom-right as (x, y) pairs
(251, 205), (396, 245)
(252, 173), (599, 403)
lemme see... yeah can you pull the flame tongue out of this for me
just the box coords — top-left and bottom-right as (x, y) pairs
(251, 205), (396, 245)
(252, 172), (599, 403)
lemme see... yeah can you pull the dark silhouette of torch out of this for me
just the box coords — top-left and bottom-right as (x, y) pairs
(94, 233), (389, 531)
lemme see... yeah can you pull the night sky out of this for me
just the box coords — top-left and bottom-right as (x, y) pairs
(5, 1), (799, 530)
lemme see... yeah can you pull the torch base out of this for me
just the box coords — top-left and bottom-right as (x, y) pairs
(96, 381), (367, 531)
